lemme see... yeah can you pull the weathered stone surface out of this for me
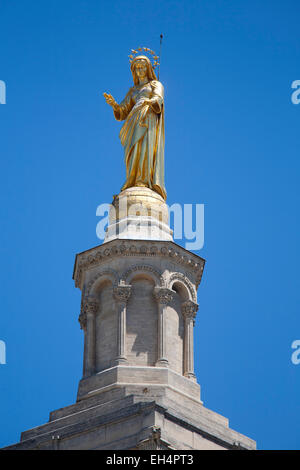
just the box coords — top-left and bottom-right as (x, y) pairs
(3, 390), (256, 450)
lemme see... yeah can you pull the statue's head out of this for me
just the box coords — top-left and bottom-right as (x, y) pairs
(130, 55), (157, 85)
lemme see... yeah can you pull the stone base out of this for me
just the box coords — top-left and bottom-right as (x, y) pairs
(76, 365), (201, 402)
(3, 382), (256, 450)
(104, 215), (173, 243)
(104, 187), (173, 243)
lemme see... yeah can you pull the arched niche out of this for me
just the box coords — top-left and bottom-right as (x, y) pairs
(126, 273), (158, 367)
(165, 280), (189, 375)
(121, 264), (164, 288)
(92, 278), (118, 372)
(88, 270), (118, 297)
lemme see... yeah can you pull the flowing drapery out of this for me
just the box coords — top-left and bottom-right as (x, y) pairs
(114, 80), (166, 200)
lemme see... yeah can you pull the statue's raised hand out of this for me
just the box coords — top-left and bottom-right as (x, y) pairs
(103, 92), (118, 110)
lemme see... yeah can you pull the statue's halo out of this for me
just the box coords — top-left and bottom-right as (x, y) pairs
(128, 47), (159, 69)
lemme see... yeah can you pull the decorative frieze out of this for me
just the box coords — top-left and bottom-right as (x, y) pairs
(73, 240), (205, 289)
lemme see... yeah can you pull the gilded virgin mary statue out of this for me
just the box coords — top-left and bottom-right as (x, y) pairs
(103, 49), (166, 201)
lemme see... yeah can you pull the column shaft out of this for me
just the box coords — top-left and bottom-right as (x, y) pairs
(157, 302), (168, 366)
(116, 301), (127, 363)
(154, 287), (174, 367)
(85, 311), (96, 376)
(182, 300), (198, 380)
(113, 285), (131, 365)
(184, 317), (195, 378)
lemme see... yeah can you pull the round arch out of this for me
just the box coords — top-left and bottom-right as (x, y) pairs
(120, 264), (165, 287)
(168, 273), (197, 302)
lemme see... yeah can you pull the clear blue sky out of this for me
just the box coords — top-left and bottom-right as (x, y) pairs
(0, 0), (299, 450)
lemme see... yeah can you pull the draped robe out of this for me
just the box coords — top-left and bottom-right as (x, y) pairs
(113, 80), (166, 200)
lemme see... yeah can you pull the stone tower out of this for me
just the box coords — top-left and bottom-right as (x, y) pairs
(4, 187), (256, 450)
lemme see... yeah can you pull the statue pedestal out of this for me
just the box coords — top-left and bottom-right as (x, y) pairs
(104, 187), (173, 243)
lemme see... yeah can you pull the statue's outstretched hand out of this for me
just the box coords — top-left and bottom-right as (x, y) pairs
(103, 92), (118, 110)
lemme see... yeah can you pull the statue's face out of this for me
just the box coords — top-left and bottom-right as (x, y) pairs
(134, 60), (148, 81)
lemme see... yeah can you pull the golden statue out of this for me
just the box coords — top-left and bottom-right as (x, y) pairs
(103, 49), (166, 200)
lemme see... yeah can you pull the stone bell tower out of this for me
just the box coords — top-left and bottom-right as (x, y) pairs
(74, 187), (204, 408)
(3, 45), (255, 449)
(4, 187), (256, 450)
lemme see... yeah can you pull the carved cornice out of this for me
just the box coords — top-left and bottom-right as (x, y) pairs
(73, 240), (205, 289)
(153, 287), (174, 305)
(181, 300), (199, 319)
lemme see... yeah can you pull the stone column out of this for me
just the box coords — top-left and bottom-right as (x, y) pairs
(182, 300), (198, 381)
(154, 287), (174, 367)
(78, 299), (99, 378)
(113, 285), (131, 365)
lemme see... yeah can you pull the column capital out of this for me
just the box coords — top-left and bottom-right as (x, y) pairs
(113, 285), (132, 303)
(78, 298), (99, 330)
(84, 300), (99, 315)
(78, 311), (87, 330)
(182, 300), (198, 319)
(153, 287), (174, 305)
